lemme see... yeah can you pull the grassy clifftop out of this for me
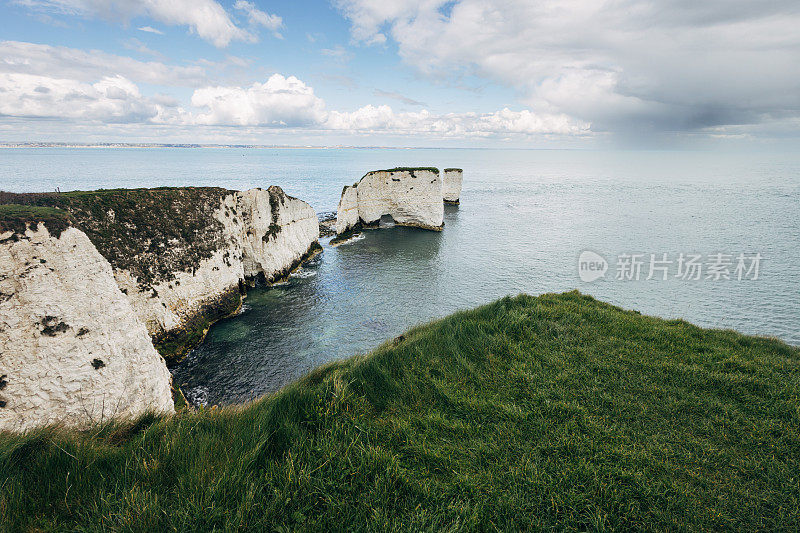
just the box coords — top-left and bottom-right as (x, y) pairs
(0, 188), (233, 289)
(0, 204), (73, 238)
(1, 292), (799, 531)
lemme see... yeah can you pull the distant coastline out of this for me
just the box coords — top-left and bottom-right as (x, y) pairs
(0, 142), (443, 150)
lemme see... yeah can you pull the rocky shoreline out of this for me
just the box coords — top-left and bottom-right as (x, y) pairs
(0, 166), (463, 431)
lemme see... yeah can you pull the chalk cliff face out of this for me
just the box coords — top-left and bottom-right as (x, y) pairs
(237, 186), (320, 282)
(335, 184), (360, 235)
(1, 187), (320, 362)
(335, 168), (444, 235)
(442, 168), (463, 204)
(0, 185), (320, 430)
(0, 224), (174, 432)
(100, 187), (320, 361)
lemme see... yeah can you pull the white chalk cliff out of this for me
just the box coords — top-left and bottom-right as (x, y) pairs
(0, 185), (320, 431)
(0, 225), (174, 432)
(336, 168), (444, 235)
(238, 187), (320, 282)
(443, 168), (463, 204)
(116, 186), (320, 359)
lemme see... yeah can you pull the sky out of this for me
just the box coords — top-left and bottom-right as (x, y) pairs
(1, 0), (799, 148)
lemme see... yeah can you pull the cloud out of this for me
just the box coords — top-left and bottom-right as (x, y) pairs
(13, 0), (258, 47)
(335, 0), (800, 137)
(190, 74), (327, 127)
(137, 25), (163, 35)
(0, 52), (589, 138)
(320, 45), (352, 62)
(333, 0), (427, 45)
(0, 41), (206, 87)
(0, 72), (164, 123)
(233, 0), (283, 38)
(325, 105), (588, 136)
(187, 75), (586, 135)
(373, 89), (426, 107)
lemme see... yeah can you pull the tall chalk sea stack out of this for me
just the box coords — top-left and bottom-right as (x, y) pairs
(443, 168), (463, 204)
(335, 168), (444, 236)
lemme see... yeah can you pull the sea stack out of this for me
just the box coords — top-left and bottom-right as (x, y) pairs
(442, 168), (463, 204)
(335, 167), (444, 237)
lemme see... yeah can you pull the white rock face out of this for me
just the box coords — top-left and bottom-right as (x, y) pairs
(115, 191), (243, 340)
(0, 186), (319, 431)
(238, 186), (320, 281)
(336, 169), (444, 234)
(114, 187), (319, 356)
(335, 185), (359, 234)
(0, 225), (174, 432)
(442, 168), (463, 204)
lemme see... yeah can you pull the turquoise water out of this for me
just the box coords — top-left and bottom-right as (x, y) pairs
(2, 147), (799, 405)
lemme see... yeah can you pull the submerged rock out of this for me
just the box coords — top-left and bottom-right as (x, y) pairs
(335, 167), (444, 236)
(317, 211), (337, 237)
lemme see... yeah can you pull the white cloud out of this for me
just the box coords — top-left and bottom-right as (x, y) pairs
(0, 48), (589, 139)
(0, 72), (163, 123)
(233, 0), (283, 38)
(13, 0), (258, 47)
(187, 76), (587, 135)
(0, 41), (207, 87)
(333, 0), (430, 45)
(190, 74), (327, 127)
(320, 45), (352, 62)
(335, 0), (800, 136)
(137, 25), (163, 35)
(325, 105), (588, 136)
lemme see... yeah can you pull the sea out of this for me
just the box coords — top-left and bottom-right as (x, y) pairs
(2, 147), (798, 405)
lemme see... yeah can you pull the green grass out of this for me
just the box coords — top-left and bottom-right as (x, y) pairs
(1, 291), (799, 531)
(0, 187), (233, 288)
(0, 204), (73, 237)
(364, 167), (440, 176)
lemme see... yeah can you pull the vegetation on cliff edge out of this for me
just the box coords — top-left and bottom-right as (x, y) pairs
(1, 292), (798, 531)
(0, 204), (73, 238)
(0, 188), (234, 289)
(362, 167), (440, 178)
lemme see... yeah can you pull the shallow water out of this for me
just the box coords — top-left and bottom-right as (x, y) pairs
(2, 147), (798, 405)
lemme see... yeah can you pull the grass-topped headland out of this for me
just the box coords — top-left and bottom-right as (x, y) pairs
(1, 291), (798, 531)
(0, 187), (233, 289)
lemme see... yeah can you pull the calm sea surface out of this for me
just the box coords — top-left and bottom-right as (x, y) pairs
(2, 147), (798, 405)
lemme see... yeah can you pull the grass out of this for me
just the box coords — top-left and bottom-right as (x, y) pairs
(0, 204), (73, 238)
(364, 167), (440, 176)
(0, 187), (233, 289)
(1, 291), (799, 531)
